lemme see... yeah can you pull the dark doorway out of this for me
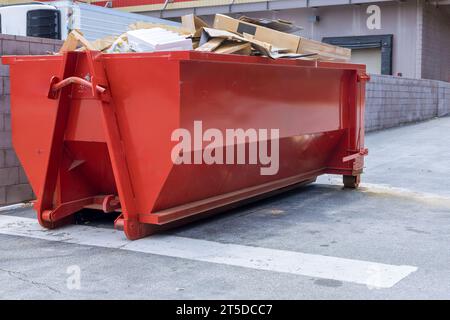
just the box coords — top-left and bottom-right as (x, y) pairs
(322, 34), (393, 75)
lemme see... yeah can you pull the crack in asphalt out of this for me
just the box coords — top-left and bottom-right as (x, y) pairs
(0, 267), (62, 294)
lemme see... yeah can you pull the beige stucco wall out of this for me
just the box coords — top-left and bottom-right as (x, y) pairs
(195, 0), (449, 81)
(203, 1), (422, 79)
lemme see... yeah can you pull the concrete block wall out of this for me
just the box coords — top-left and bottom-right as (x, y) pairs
(438, 82), (450, 118)
(366, 74), (450, 132)
(0, 35), (62, 205)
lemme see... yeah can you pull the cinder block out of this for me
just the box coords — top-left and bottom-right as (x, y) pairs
(3, 114), (10, 132)
(54, 44), (62, 53)
(29, 43), (55, 55)
(2, 40), (30, 55)
(0, 167), (19, 187)
(370, 91), (384, 98)
(7, 184), (34, 203)
(41, 38), (63, 46)
(0, 131), (12, 148)
(0, 95), (10, 114)
(4, 149), (19, 167)
(0, 64), (9, 77)
(15, 35), (42, 43)
(18, 166), (29, 184)
(3, 77), (9, 95)
(0, 186), (5, 205)
(5, 183), (34, 204)
(0, 150), (4, 168)
(398, 85), (410, 92)
(0, 34), (15, 41)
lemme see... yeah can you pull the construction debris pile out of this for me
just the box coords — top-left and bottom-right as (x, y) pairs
(59, 14), (351, 61)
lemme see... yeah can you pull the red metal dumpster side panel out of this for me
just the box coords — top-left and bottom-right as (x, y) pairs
(152, 59), (350, 211)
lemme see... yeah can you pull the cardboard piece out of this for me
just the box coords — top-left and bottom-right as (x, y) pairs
(182, 14), (210, 38)
(239, 16), (302, 34)
(200, 28), (272, 57)
(213, 14), (351, 61)
(91, 35), (117, 52)
(200, 28), (313, 59)
(214, 14), (300, 53)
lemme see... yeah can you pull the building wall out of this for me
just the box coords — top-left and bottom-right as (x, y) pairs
(421, 3), (450, 82)
(366, 74), (450, 132)
(0, 34), (62, 205)
(200, 0), (422, 78)
(199, 0), (450, 81)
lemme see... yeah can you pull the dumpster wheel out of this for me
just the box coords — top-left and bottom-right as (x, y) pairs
(343, 175), (360, 189)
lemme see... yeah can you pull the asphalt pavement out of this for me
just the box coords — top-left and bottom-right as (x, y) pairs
(1, 117), (449, 299)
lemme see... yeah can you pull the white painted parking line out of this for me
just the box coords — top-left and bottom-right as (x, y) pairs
(0, 215), (417, 288)
(0, 203), (28, 212)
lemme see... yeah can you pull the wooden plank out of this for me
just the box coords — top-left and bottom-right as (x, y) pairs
(59, 30), (95, 53)
(196, 37), (226, 52)
(214, 42), (252, 55)
(59, 32), (79, 53)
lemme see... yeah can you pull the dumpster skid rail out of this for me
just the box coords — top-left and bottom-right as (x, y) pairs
(3, 51), (369, 240)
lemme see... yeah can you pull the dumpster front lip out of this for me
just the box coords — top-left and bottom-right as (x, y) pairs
(2, 50), (366, 71)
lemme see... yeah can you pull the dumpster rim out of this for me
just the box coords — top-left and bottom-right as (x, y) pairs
(2, 50), (367, 71)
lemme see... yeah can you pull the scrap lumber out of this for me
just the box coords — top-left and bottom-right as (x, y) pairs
(214, 42), (252, 55)
(196, 37), (226, 52)
(59, 30), (95, 53)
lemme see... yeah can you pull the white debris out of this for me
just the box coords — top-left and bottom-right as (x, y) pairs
(127, 28), (192, 53)
(107, 34), (133, 53)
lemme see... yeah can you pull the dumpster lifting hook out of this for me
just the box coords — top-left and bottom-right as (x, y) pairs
(342, 148), (369, 163)
(48, 76), (106, 99)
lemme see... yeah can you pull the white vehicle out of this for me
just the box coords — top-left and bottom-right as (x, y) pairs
(0, 1), (180, 41)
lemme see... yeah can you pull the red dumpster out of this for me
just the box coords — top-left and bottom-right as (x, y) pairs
(2, 51), (368, 240)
